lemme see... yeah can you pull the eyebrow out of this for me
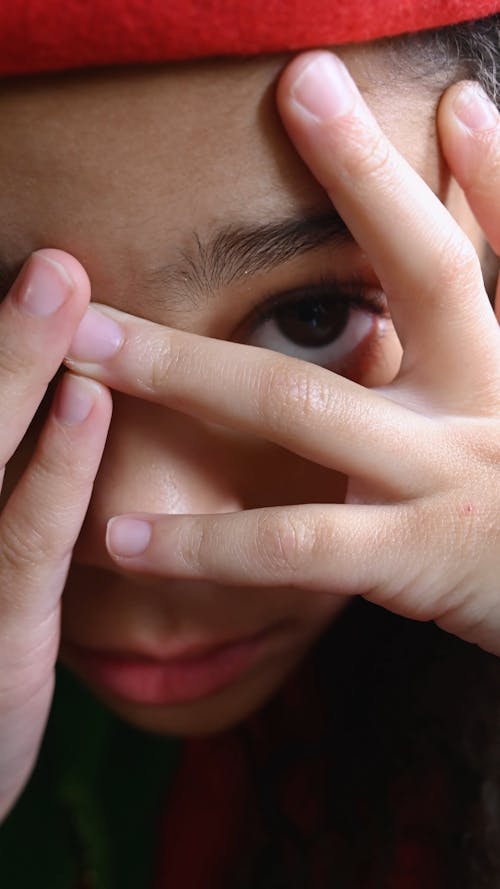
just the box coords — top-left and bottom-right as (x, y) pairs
(143, 209), (353, 307)
(0, 210), (353, 307)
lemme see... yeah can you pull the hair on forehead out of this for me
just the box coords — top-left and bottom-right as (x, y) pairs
(391, 13), (499, 104)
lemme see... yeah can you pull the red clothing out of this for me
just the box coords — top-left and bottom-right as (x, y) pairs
(153, 671), (450, 889)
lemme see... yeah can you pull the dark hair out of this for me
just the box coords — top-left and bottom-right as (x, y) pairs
(233, 14), (500, 889)
(435, 15), (499, 103)
(395, 13), (499, 104)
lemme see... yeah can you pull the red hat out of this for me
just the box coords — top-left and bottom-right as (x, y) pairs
(0, 0), (498, 76)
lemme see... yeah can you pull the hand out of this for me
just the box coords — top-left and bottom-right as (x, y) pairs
(0, 250), (111, 821)
(65, 54), (500, 654)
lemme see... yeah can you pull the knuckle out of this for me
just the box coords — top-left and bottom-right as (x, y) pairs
(339, 121), (393, 183)
(35, 429), (93, 495)
(0, 516), (45, 575)
(254, 510), (312, 575)
(1, 503), (71, 579)
(144, 331), (178, 393)
(1, 455), (93, 580)
(430, 230), (482, 295)
(177, 519), (207, 576)
(259, 362), (333, 430)
(0, 339), (29, 380)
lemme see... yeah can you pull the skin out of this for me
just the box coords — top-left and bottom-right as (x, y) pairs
(0, 43), (499, 820)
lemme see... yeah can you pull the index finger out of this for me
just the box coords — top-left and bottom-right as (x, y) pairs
(277, 52), (500, 390)
(437, 80), (500, 255)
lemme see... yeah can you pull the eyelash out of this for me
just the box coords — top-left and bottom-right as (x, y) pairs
(238, 275), (391, 380)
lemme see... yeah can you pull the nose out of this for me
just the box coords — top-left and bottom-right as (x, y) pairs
(74, 391), (346, 570)
(73, 394), (245, 567)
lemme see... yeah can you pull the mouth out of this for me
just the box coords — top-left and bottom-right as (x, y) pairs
(62, 622), (292, 707)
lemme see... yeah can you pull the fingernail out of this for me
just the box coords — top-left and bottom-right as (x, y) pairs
(55, 373), (98, 426)
(291, 54), (356, 121)
(107, 517), (152, 558)
(453, 83), (498, 131)
(68, 307), (124, 362)
(16, 251), (73, 317)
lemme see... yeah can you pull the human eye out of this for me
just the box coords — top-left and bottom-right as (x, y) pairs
(236, 276), (391, 381)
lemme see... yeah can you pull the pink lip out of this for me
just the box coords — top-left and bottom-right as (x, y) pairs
(64, 624), (289, 706)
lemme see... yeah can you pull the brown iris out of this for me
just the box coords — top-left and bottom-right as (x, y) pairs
(273, 297), (350, 348)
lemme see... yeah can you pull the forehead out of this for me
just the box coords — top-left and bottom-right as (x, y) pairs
(0, 46), (440, 302)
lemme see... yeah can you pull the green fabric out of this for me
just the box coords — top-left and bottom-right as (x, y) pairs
(0, 666), (181, 889)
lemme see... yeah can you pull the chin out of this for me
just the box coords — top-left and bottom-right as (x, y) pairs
(67, 644), (308, 737)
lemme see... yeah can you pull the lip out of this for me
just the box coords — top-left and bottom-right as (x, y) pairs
(63, 623), (290, 707)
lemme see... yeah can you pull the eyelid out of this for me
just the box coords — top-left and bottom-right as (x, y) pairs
(233, 273), (389, 342)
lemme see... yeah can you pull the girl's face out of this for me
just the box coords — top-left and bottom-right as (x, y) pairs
(0, 46), (481, 735)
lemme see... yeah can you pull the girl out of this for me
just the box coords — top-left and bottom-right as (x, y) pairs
(0, 1), (499, 886)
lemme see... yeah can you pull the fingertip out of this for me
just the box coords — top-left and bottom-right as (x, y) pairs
(438, 80), (498, 142)
(440, 84), (500, 245)
(277, 51), (328, 98)
(54, 372), (112, 427)
(83, 374), (114, 425)
(32, 249), (91, 308)
(452, 81), (498, 133)
(53, 373), (99, 426)
(276, 50), (350, 128)
(106, 515), (152, 559)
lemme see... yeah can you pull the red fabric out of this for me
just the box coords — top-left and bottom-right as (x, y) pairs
(152, 735), (253, 889)
(153, 736), (449, 889)
(152, 669), (450, 889)
(0, 0), (498, 76)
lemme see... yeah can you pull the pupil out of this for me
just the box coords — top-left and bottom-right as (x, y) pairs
(275, 298), (349, 347)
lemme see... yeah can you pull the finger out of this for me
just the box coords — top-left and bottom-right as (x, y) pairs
(66, 306), (443, 498)
(0, 249), (91, 466)
(106, 505), (403, 594)
(0, 373), (110, 820)
(277, 52), (500, 396)
(438, 81), (500, 254)
(106, 500), (500, 655)
(0, 372), (112, 629)
(105, 503), (444, 624)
